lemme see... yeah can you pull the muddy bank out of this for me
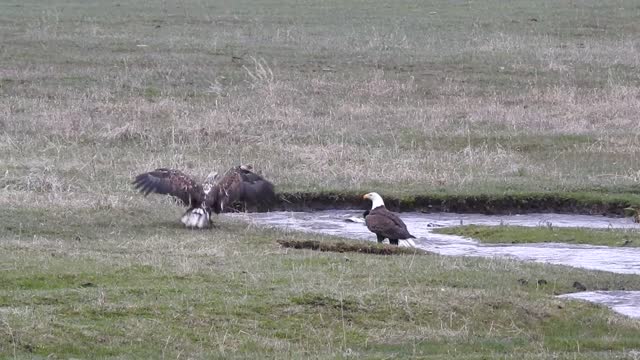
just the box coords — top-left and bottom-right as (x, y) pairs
(276, 239), (430, 255)
(271, 191), (640, 217)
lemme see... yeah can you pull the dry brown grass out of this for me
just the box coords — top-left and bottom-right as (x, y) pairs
(2, 0), (640, 201)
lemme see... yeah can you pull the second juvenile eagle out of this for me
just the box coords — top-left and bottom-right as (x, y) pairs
(132, 165), (276, 228)
(362, 192), (416, 246)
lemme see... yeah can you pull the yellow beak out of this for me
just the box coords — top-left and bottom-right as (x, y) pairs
(362, 194), (369, 200)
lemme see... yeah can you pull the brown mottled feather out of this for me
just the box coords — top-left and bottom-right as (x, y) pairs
(132, 168), (205, 207)
(134, 165), (276, 219)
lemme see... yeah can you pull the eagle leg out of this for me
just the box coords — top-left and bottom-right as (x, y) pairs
(376, 234), (385, 243)
(389, 239), (399, 246)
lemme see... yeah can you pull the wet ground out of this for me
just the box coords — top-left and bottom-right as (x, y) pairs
(230, 210), (640, 319)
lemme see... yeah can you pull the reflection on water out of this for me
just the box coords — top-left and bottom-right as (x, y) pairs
(230, 210), (640, 319)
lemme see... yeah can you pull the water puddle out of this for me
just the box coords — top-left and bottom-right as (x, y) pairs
(230, 210), (640, 319)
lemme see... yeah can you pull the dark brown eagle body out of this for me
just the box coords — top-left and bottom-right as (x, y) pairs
(213, 165), (276, 213)
(133, 165), (276, 228)
(363, 192), (415, 246)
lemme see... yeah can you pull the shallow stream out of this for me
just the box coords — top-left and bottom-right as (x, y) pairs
(231, 210), (640, 319)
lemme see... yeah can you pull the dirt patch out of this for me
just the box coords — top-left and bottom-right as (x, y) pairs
(276, 239), (430, 256)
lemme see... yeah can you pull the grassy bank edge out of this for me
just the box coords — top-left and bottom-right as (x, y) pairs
(433, 225), (640, 248)
(275, 191), (640, 216)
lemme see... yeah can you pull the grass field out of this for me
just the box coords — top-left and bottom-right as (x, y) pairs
(2, 0), (640, 196)
(435, 225), (640, 247)
(2, 0), (640, 358)
(3, 205), (640, 358)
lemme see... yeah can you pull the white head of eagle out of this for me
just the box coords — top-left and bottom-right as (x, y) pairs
(363, 192), (385, 210)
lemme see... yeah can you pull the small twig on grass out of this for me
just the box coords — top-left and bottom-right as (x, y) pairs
(242, 56), (275, 87)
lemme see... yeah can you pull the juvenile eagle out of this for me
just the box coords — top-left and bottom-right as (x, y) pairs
(132, 165), (276, 228)
(362, 192), (415, 246)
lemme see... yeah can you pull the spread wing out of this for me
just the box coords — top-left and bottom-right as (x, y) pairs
(237, 168), (276, 205)
(132, 168), (204, 207)
(365, 208), (413, 239)
(210, 166), (276, 213)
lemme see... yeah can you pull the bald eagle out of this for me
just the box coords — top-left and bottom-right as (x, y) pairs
(362, 192), (415, 246)
(132, 165), (275, 228)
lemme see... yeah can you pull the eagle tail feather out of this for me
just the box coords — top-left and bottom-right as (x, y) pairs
(403, 238), (417, 248)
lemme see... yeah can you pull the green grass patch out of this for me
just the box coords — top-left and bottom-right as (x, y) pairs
(434, 225), (640, 247)
(1, 205), (640, 358)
